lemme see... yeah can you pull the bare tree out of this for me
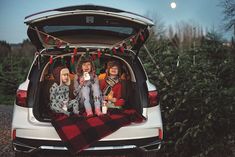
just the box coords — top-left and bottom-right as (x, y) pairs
(168, 21), (205, 50)
(221, 0), (235, 34)
(145, 10), (166, 38)
(167, 25), (174, 39)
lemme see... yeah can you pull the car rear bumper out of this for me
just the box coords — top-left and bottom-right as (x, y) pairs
(12, 136), (162, 154)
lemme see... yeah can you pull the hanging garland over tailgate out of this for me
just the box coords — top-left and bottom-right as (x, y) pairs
(30, 26), (147, 74)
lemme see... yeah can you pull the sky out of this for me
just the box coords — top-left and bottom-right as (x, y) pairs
(0, 0), (232, 44)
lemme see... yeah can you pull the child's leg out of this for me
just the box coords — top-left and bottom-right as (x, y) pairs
(69, 99), (79, 114)
(80, 86), (93, 115)
(92, 83), (101, 108)
(91, 82), (102, 115)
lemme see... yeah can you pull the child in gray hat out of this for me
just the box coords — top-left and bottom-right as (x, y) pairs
(49, 66), (79, 116)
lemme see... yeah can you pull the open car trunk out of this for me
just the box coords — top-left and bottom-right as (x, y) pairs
(25, 5), (151, 122)
(29, 50), (148, 122)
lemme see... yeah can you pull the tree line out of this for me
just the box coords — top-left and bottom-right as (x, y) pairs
(139, 17), (235, 157)
(0, 40), (35, 104)
(140, 1), (235, 155)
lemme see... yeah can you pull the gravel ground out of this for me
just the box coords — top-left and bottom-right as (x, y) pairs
(0, 105), (14, 157)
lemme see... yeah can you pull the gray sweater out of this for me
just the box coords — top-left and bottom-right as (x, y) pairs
(49, 83), (78, 115)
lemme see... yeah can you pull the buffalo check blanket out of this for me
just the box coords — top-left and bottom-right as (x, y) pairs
(51, 109), (146, 154)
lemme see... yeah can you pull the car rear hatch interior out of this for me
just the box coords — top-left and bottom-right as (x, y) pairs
(28, 50), (149, 122)
(24, 5), (152, 122)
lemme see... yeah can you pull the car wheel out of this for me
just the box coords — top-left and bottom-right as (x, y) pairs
(15, 152), (32, 157)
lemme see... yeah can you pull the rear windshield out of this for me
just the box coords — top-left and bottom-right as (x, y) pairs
(43, 26), (134, 35)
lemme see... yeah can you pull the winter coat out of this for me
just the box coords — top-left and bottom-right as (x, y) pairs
(50, 83), (78, 115)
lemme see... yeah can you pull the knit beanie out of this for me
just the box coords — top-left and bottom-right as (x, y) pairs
(60, 68), (70, 86)
(53, 66), (70, 86)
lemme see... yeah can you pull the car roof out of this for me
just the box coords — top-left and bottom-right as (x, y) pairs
(24, 4), (154, 26)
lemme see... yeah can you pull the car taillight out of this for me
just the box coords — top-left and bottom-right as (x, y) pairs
(16, 90), (27, 107)
(158, 128), (163, 140)
(12, 129), (16, 140)
(148, 90), (158, 107)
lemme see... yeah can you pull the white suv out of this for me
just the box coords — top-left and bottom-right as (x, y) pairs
(11, 4), (163, 157)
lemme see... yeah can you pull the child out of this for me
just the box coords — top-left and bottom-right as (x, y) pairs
(99, 60), (125, 109)
(49, 66), (79, 116)
(74, 55), (102, 117)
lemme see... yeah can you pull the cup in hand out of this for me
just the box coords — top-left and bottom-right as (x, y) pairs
(83, 72), (91, 81)
(62, 100), (68, 111)
(102, 101), (107, 114)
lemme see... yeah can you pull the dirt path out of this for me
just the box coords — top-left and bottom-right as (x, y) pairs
(0, 105), (14, 157)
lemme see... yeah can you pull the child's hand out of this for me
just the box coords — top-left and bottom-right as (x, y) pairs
(79, 77), (85, 86)
(107, 91), (114, 101)
(112, 98), (117, 102)
(104, 96), (108, 101)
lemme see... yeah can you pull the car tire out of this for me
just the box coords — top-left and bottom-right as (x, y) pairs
(15, 152), (32, 157)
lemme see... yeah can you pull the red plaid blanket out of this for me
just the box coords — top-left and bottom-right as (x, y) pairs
(51, 109), (145, 154)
